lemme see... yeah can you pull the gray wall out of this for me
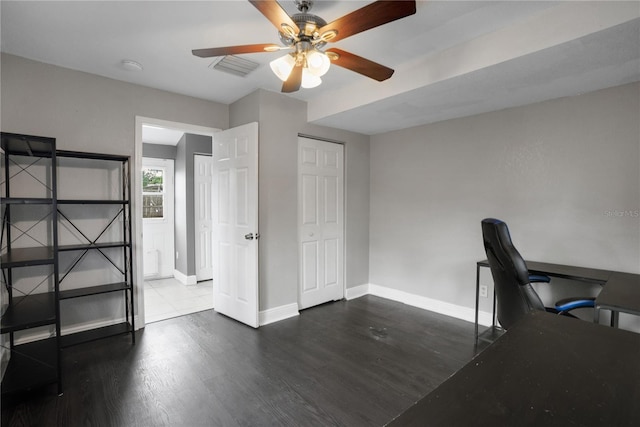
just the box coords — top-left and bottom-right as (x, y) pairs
(230, 89), (371, 311)
(143, 143), (177, 159)
(370, 82), (640, 328)
(174, 133), (212, 277)
(6, 52), (635, 330)
(2, 53), (369, 319)
(1, 54), (228, 155)
(1, 53), (228, 330)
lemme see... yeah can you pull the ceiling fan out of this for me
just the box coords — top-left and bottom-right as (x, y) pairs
(192, 0), (417, 93)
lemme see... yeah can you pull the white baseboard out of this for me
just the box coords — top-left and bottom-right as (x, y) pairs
(351, 283), (494, 327)
(259, 303), (299, 326)
(173, 269), (197, 286)
(345, 284), (369, 300)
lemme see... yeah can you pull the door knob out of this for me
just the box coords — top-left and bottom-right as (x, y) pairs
(245, 233), (254, 240)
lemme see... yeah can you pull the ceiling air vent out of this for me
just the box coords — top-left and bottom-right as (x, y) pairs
(209, 55), (260, 77)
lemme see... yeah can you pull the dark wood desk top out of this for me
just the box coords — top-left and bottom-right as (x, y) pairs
(597, 272), (640, 315)
(388, 311), (640, 427)
(477, 259), (612, 283)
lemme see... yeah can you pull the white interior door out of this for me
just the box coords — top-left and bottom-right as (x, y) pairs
(194, 154), (213, 281)
(212, 122), (259, 328)
(298, 137), (344, 310)
(142, 157), (175, 279)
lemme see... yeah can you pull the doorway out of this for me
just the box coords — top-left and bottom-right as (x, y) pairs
(297, 137), (345, 310)
(141, 155), (212, 323)
(135, 118), (220, 326)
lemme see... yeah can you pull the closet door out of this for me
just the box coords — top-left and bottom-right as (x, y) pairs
(298, 137), (344, 310)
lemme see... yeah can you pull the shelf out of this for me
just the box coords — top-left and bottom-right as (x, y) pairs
(56, 150), (135, 349)
(1, 132), (61, 395)
(0, 247), (55, 268)
(1, 144), (135, 395)
(60, 322), (132, 348)
(58, 241), (130, 252)
(1, 133), (55, 158)
(1, 197), (54, 205)
(56, 150), (129, 162)
(58, 199), (129, 205)
(0, 293), (57, 334)
(60, 282), (131, 300)
(1, 338), (59, 395)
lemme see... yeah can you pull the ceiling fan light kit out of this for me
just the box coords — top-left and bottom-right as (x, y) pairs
(306, 49), (330, 76)
(270, 54), (296, 81)
(301, 70), (322, 89)
(270, 44), (330, 85)
(192, 0), (416, 93)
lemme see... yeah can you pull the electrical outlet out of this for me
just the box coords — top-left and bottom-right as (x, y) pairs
(176, 251), (179, 260)
(480, 285), (488, 298)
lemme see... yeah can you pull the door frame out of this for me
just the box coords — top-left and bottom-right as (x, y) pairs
(134, 116), (220, 328)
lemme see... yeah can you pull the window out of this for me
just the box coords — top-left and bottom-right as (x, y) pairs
(142, 167), (164, 219)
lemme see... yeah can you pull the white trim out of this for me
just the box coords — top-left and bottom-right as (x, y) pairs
(257, 284), (493, 327)
(135, 116), (221, 328)
(173, 269), (197, 286)
(348, 283), (494, 327)
(345, 284), (369, 300)
(259, 303), (300, 326)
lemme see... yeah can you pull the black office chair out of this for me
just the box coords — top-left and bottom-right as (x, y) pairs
(481, 218), (595, 329)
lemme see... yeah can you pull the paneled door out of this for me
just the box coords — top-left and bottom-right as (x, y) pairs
(298, 137), (344, 309)
(194, 154), (213, 281)
(212, 122), (259, 328)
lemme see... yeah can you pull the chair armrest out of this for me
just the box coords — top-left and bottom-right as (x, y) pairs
(529, 274), (551, 283)
(555, 297), (596, 313)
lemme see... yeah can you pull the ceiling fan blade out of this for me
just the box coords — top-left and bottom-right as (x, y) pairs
(319, 0), (416, 43)
(249, 0), (298, 34)
(326, 48), (394, 82)
(192, 44), (281, 58)
(282, 64), (302, 93)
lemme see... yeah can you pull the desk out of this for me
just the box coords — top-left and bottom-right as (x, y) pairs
(387, 311), (640, 427)
(595, 272), (640, 326)
(475, 260), (612, 343)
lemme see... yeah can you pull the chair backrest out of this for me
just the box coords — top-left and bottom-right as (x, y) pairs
(481, 218), (545, 329)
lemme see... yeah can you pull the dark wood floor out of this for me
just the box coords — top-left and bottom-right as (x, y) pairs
(2, 296), (485, 426)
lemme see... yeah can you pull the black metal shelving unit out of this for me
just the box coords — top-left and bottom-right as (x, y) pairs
(1, 132), (62, 395)
(1, 137), (135, 397)
(55, 150), (135, 348)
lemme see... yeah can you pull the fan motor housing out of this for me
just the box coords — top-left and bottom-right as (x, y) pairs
(278, 12), (327, 47)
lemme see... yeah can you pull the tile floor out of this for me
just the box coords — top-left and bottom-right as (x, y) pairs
(143, 277), (214, 323)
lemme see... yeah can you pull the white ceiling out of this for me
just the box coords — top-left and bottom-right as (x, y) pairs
(2, 1), (639, 135)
